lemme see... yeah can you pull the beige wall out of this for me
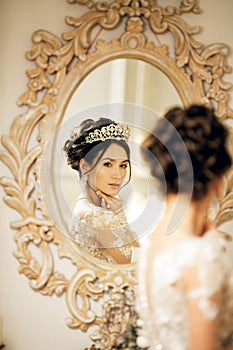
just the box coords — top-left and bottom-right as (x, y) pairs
(0, 1), (233, 350)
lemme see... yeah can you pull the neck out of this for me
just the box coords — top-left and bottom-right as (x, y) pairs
(159, 192), (214, 237)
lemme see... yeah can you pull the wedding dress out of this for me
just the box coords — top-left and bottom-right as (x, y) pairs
(69, 195), (139, 263)
(137, 231), (233, 349)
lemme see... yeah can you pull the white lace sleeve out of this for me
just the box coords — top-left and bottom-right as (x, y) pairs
(185, 234), (228, 321)
(69, 198), (139, 262)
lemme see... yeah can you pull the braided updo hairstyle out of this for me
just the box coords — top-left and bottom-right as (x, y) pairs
(142, 104), (232, 201)
(63, 117), (131, 178)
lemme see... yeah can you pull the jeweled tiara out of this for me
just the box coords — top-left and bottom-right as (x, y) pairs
(84, 123), (130, 143)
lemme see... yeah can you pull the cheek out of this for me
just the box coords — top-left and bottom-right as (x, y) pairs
(121, 168), (127, 178)
(88, 169), (102, 185)
(95, 168), (107, 183)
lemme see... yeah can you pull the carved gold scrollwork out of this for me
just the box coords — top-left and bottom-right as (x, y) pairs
(90, 272), (137, 348)
(1, 1), (233, 349)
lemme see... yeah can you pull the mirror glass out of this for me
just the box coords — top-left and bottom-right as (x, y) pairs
(41, 58), (183, 264)
(64, 58), (183, 119)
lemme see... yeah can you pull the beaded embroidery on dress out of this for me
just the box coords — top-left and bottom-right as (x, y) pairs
(137, 231), (233, 350)
(69, 195), (139, 263)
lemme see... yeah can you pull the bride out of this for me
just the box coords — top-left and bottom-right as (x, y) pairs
(63, 117), (139, 264)
(137, 105), (233, 350)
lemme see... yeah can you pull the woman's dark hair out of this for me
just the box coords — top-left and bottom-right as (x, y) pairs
(63, 117), (131, 180)
(142, 104), (232, 201)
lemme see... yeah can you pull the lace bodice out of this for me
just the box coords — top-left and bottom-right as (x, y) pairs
(137, 231), (233, 350)
(69, 196), (139, 263)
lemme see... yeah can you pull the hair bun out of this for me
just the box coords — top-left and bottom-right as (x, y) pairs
(142, 104), (232, 200)
(63, 117), (128, 175)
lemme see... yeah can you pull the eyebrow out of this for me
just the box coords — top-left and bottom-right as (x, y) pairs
(101, 157), (129, 163)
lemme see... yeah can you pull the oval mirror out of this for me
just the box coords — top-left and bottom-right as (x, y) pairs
(41, 58), (183, 264)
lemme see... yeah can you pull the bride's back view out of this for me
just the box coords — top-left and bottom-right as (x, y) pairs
(137, 105), (233, 350)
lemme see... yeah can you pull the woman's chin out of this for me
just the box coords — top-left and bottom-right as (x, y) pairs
(102, 188), (119, 197)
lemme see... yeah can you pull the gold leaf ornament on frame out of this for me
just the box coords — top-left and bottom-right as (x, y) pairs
(1, 1), (233, 349)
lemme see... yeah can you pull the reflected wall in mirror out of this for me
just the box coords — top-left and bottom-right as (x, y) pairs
(63, 58), (183, 118)
(1, 1), (233, 349)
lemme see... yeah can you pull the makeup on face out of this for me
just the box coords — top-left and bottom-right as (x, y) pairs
(87, 143), (129, 197)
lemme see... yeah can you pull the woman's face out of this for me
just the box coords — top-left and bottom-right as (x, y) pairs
(87, 143), (129, 197)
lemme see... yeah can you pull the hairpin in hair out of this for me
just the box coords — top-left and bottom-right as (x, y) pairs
(84, 123), (130, 143)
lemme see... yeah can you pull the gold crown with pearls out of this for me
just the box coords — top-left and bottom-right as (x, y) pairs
(85, 123), (130, 143)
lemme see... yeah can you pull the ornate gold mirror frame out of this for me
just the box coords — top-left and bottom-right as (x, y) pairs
(1, 1), (233, 348)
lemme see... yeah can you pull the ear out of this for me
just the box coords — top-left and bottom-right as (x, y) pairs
(79, 158), (90, 175)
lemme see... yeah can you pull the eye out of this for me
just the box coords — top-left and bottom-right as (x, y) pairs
(120, 163), (128, 169)
(103, 161), (112, 167)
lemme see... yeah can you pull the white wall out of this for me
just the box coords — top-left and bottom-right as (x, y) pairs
(0, 1), (233, 350)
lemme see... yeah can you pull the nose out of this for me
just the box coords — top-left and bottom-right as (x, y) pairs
(112, 166), (122, 179)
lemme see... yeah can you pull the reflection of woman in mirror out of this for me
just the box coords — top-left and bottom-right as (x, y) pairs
(63, 117), (139, 264)
(137, 105), (233, 349)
